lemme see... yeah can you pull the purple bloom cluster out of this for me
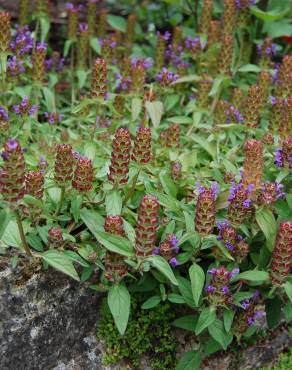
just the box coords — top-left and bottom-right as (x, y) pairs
(10, 25), (33, 55)
(274, 149), (284, 167)
(44, 112), (62, 125)
(99, 37), (116, 49)
(207, 267), (239, 279)
(153, 233), (180, 267)
(95, 116), (112, 128)
(66, 3), (82, 12)
(235, 0), (256, 9)
(228, 182), (253, 208)
(131, 57), (153, 69)
(13, 96), (39, 117)
(0, 106), (9, 121)
(165, 44), (185, 67)
(36, 41), (47, 51)
(115, 74), (132, 92)
(1, 138), (19, 160)
(38, 156), (48, 173)
(196, 181), (220, 199)
(257, 43), (277, 57)
(7, 56), (25, 76)
(156, 68), (179, 84)
(185, 36), (205, 51)
(45, 57), (65, 73)
(224, 105), (244, 124)
(79, 23), (88, 32)
(157, 31), (171, 41)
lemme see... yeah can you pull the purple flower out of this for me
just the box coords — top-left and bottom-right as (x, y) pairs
(207, 268), (217, 275)
(36, 41), (47, 50)
(14, 96), (38, 117)
(185, 36), (201, 51)
(0, 106), (9, 121)
(156, 68), (179, 85)
(196, 182), (206, 194)
(206, 285), (216, 293)
(152, 247), (160, 255)
(44, 112), (62, 125)
(157, 31), (171, 41)
(131, 57), (153, 69)
(221, 286), (229, 294)
(79, 23), (88, 32)
(247, 316), (255, 326)
(216, 219), (230, 230)
(269, 95), (277, 105)
(7, 56), (25, 76)
(225, 242), (235, 251)
(211, 181), (220, 198)
(169, 257), (179, 267)
(10, 25), (33, 55)
(243, 199), (252, 208)
(254, 309), (265, 320)
(66, 3), (82, 12)
(236, 0), (256, 9)
(7, 138), (18, 150)
(229, 268), (240, 279)
(241, 299), (251, 309)
(169, 234), (179, 248)
(274, 149), (284, 167)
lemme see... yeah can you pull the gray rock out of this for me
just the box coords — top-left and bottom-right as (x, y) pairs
(0, 262), (102, 370)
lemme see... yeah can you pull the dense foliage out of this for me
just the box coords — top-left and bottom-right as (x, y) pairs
(0, 0), (291, 369)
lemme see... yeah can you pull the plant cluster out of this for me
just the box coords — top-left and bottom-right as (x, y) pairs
(0, 0), (291, 369)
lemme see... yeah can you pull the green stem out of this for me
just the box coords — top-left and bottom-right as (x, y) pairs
(124, 169), (140, 204)
(71, 45), (75, 108)
(55, 187), (65, 216)
(15, 209), (32, 256)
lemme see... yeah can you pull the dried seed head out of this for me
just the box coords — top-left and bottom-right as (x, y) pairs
(48, 227), (64, 249)
(242, 139), (263, 191)
(72, 157), (93, 192)
(91, 58), (107, 98)
(25, 170), (44, 199)
(132, 126), (152, 164)
(0, 12), (11, 53)
(54, 144), (74, 185)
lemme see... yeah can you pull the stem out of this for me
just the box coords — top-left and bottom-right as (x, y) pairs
(124, 169), (140, 204)
(55, 187), (65, 216)
(211, 84), (223, 115)
(70, 45), (75, 108)
(15, 209), (32, 256)
(33, 19), (40, 51)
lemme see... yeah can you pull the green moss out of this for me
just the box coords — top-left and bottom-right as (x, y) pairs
(97, 300), (177, 370)
(257, 348), (292, 370)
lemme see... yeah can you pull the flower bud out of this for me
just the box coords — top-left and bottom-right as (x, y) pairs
(91, 58), (107, 98)
(108, 128), (131, 185)
(132, 126), (152, 165)
(31, 42), (46, 84)
(72, 157), (93, 192)
(242, 139), (263, 191)
(195, 183), (219, 235)
(206, 266), (239, 306)
(275, 55), (292, 99)
(54, 144), (74, 185)
(0, 106), (9, 133)
(48, 227), (63, 249)
(13, 96), (38, 117)
(232, 87), (244, 111)
(271, 221), (292, 286)
(135, 195), (160, 256)
(156, 31), (170, 70)
(243, 84), (264, 128)
(0, 139), (25, 204)
(66, 3), (79, 41)
(258, 71), (271, 105)
(131, 59), (146, 94)
(0, 12), (11, 53)
(18, 0), (29, 26)
(159, 124), (180, 148)
(258, 182), (285, 206)
(25, 170), (44, 199)
(279, 97), (292, 142)
(227, 182), (253, 225)
(87, 0), (97, 37)
(124, 14), (136, 49)
(104, 215), (127, 282)
(208, 20), (220, 46)
(197, 77), (212, 108)
(97, 9), (107, 38)
(222, 0), (236, 35)
(200, 0), (213, 34)
(171, 161), (182, 182)
(258, 37), (276, 68)
(77, 23), (89, 70)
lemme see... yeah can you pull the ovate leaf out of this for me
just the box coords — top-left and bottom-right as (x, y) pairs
(189, 263), (205, 306)
(145, 101), (163, 127)
(195, 306), (216, 335)
(147, 255), (178, 286)
(108, 284), (131, 335)
(176, 351), (202, 370)
(41, 250), (80, 281)
(256, 207), (277, 251)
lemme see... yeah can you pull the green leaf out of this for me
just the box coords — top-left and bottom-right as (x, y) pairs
(195, 306), (216, 335)
(250, 5), (290, 21)
(131, 97), (142, 121)
(108, 284), (131, 335)
(256, 207), (277, 251)
(145, 101), (163, 127)
(208, 76), (223, 97)
(147, 255), (178, 286)
(263, 19), (292, 38)
(237, 64), (261, 73)
(107, 14), (127, 32)
(76, 69), (88, 89)
(159, 172), (177, 198)
(232, 270), (270, 283)
(63, 39), (73, 57)
(171, 74), (200, 84)
(284, 281), (292, 302)
(191, 136), (216, 159)
(265, 297), (281, 329)
(283, 304), (292, 322)
(1, 220), (24, 249)
(42, 86), (55, 112)
(176, 351), (202, 370)
(208, 319), (233, 350)
(172, 315), (197, 332)
(90, 37), (101, 54)
(105, 190), (123, 215)
(223, 309), (234, 332)
(41, 250), (80, 281)
(0, 209), (12, 240)
(93, 230), (134, 256)
(189, 263), (205, 306)
(177, 276), (196, 307)
(70, 195), (82, 222)
(141, 295), (161, 309)
(168, 293), (185, 304)
(40, 16), (50, 41)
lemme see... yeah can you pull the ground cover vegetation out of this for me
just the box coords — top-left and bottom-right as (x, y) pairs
(0, 0), (291, 369)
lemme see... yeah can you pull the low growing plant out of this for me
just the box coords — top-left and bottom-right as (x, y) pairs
(0, 1), (291, 369)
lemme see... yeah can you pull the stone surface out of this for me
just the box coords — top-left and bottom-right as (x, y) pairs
(0, 260), (102, 370)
